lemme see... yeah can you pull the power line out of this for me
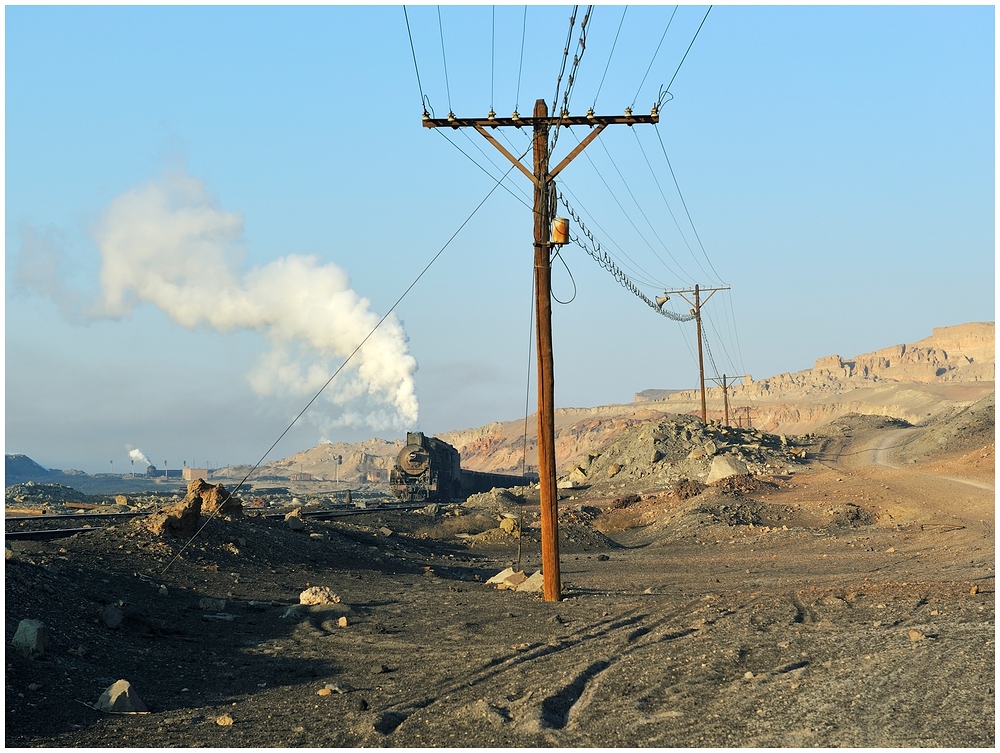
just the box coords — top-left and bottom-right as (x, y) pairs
(437, 130), (533, 210)
(596, 136), (689, 282)
(631, 5), (679, 108)
(552, 5), (593, 155)
(570, 129), (687, 283)
(560, 5), (592, 116)
(665, 5), (712, 94)
(551, 6), (579, 118)
(490, 5), (495, 114)
(653, 125), (723, 281)
(632, 128), (713, 282)
(560, 193), (694, 322)
(515, 6), (527, 113)
(437, 6), (453, 115)
(593, 5), (627, 109)
(402, 6), (431, 116)
(558, 181), (664, 288)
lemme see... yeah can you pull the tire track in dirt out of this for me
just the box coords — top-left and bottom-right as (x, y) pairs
(871, 429), (994, 491)
(369, 595), (713, 741)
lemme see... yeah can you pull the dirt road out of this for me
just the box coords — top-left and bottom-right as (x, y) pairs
(5, 419), (994, 747)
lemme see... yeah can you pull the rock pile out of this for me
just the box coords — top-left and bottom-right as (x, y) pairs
(5, 482), (90, 507)
(559, 415), (805, 492)
(144, 479), (243, 536)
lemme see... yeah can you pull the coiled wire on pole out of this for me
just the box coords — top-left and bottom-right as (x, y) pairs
(559, 192), (695, 322)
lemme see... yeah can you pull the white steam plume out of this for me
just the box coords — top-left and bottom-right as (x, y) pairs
(25, 169), (419, 432)
(128, 448), (152, 467)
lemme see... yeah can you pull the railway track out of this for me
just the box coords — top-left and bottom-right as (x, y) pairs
(4, 502), (431, 541)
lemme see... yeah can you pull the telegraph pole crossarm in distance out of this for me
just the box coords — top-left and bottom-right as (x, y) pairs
(657, 284), (731, 424)
(424, 101), (659, 602)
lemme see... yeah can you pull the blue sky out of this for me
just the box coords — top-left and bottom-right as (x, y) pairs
(5, 4), (994, 474)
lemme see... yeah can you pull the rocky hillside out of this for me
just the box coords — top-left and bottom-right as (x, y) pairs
(255, 323), (993, 481)
(634, 322), (994, 435)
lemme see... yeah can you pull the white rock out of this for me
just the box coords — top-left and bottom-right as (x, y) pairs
(706, 455), (749, 484)
(516, 571), (544, 593)
(486, 567), (516, 585)
(95, 679), (148, 713)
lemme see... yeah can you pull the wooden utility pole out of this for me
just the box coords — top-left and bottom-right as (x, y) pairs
(424, 100), (658, 601)
(660, 284), (730, 423)
(708, 374), (731, 426)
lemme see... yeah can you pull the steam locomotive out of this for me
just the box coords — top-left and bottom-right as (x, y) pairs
(389, 432), (525, 503)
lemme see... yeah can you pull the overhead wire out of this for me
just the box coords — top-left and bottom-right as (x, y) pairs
(550, 247), (578, 305)
(460, 135), (533, 210)
(402, 5), (432, 116)
(592, 5), (627, 109)
(551, 5), (579, 118)
(437, 6), (453, 115)
(162, 151), (527, 575)
(490, 5), (495, 114)
(632, 128), (713, 282)
(515, 5), (527, 114)
(569, 129), (688, 284)
(664, 5), (713, 96)
(559, 193), (693, 322)
(552, 6), (592, 153)
(558, 182), (663, 288)
(436, 130), (533, 211)
(559, 5), (592, 115)
(631, 5), (679, 108)
(517, 263), (536, 569)
(652, 126), (723, 282)
(596, 136), (689, 282)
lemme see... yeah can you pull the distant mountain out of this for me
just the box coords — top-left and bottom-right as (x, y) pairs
(5, 454), (54, 484)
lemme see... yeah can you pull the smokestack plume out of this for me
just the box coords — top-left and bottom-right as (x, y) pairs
(128, 448), (152, 467)
(20, 169), (419, 432)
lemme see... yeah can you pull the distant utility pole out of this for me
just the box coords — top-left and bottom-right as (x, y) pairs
(657, 284), (730, 423)
(708, 374), (732, 426)
(423, 99), (659, 602)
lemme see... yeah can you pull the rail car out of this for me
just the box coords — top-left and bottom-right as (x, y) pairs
(389, 432), (524, 503)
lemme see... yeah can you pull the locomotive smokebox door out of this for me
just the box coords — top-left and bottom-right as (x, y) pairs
(398, 445), (430, 475)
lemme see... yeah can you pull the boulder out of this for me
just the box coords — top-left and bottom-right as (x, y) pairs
(706, 455), (750, 485)
(299, 586), (341, 606)
(12, 619), (47, 658)
(197, 480), (243, 518)
(285, 509), (306, 531)
(499, 517), (520, 536)
(144, 495), (201, 536)
(516, 571), (544, 593)
(95, 679), (147, 713)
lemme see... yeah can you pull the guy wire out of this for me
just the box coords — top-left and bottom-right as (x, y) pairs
(161, 157), (525, 575)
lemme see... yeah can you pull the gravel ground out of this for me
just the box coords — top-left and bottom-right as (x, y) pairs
(5, 413), (994, 747)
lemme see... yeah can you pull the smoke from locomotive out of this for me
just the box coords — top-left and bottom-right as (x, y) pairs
(389, 432), (524, 503)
